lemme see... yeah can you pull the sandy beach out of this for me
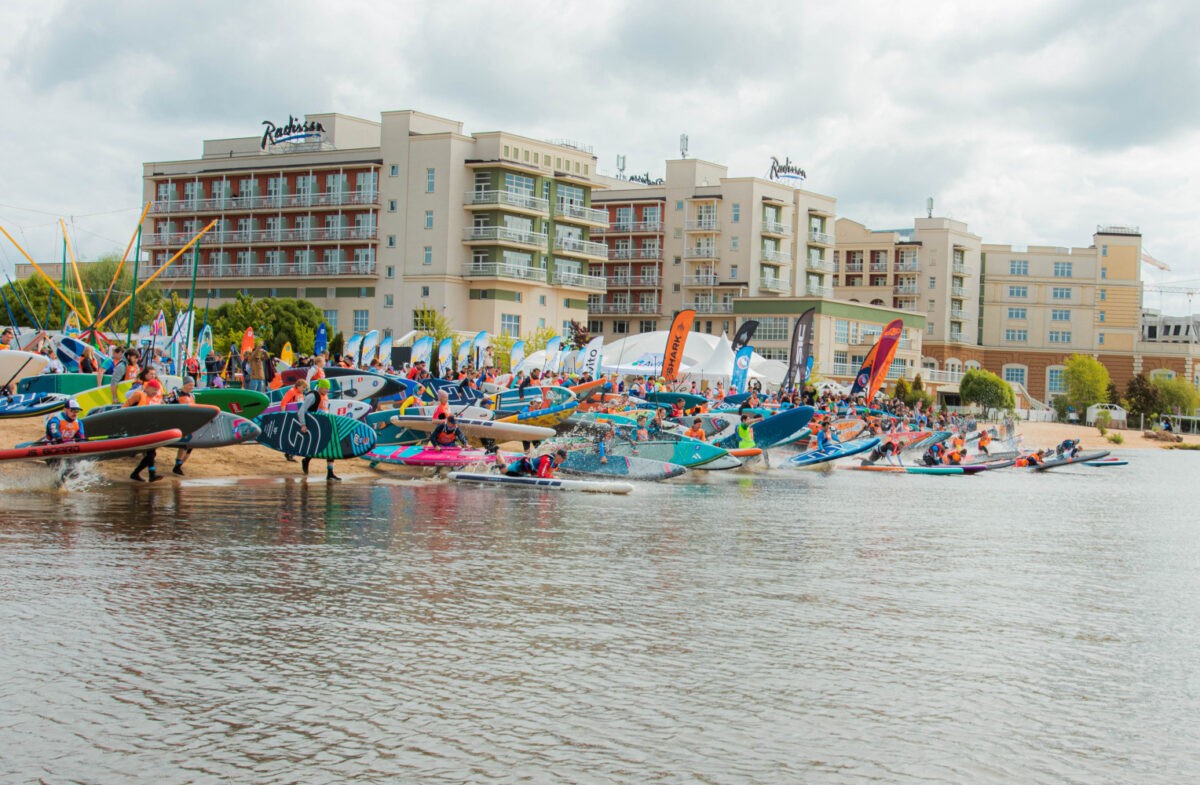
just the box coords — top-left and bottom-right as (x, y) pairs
(1, 415), (1193, 485)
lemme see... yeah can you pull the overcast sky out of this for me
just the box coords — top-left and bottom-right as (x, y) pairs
(2, 0), (1198, 312)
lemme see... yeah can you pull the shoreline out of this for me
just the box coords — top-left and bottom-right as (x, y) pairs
(1, 417), (1195, 485)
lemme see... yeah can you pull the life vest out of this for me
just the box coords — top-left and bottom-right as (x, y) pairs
(737, 423), (755, 449)
(173, 390), (196, 405)
(432, 402), (451, 420)
(124, 362), (140, 381)
(46, 411), (83, 442)
(280, 387), (305, 407)
(978, 431), (992, 447)
(684, 426), (707, 442)
(433, 425), (461, 445)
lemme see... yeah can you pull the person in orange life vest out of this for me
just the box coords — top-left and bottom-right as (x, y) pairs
(977, 428), (993, 455)
(168, 376), (199, 476)
(670, 398), (686, 419)
(428, 415), (468, 449)
(125, 377), (166, 482)
(45, 398), (86, 444)
(0, 327), (13, 350)
(276, 378), (309, 462)
(431, 390), (452, 420)
(109, 348), (141, 404)
(683, 417), (708, 442)
(506, 448), (567, 478)
(305, 355), (327, 384)
(297, 378), (340, 481)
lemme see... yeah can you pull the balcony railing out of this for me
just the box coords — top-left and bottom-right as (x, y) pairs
(949, 331), (965, 342)
(553, 270), (607, 290)
(951, 285), (967, 297)
(608, 247), (663, 260)
(759, 276), (790, 293)
(869, 262), (889, 272)
(462, 226), (548, 246)
(150, 191), (379, 214)
(553, 236), (608, 257)
(895, 261), (919, 272)
(806, 285), (835, 298)
(684, 300), (734, 313)
(594, 220), (663, 234)
(844, 262), (864, 272)
(147, 226), (378, 246)
(951, 308), (966, 320)
(684, 247), (719, 260)
(806, 258), (834, 273)
(555, 201), (608, 223)
(685, 220), (720, 232)
(761, 219), (791, 235)
(830, 361), (906, 381)
(683, 274), (719, 287)
(607, 275), (660, 287)
(808, 229), (833, 244)
(760, 248), (791, 263)
(894, 284), (919, 295)
(147, 260), (376, 279)
(591, 301), (661, 314)
(952, 262), (967, 274)
(461, 262), (548, 282)
(464, 189), (549, 213)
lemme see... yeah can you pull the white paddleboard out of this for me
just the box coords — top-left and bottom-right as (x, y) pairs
(448, 471), (633, 494)
(390, 415), (554, 442)
(0, 350), (51, 387)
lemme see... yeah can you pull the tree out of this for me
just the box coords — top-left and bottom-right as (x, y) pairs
(1153, 376), (1199, 416)
(1062, 354), (1110, 410)
(1124, 373), (1160, 418)
(567, 319), (589, 350)
(959, 368), (1015, 412)
(208, 294), (324, 355)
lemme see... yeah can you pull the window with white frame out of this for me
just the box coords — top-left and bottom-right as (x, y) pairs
(353, 310), (369, 332)
(500, 313), (521, 337)
(423, 246), (433, 265)
(425, 168), (435, 193)
(1049, 331), (1071, 343)
(1004, 329), (1028, 342)
(384, 294), (394, 308)
(834, 319), (849, 343)
(756, 317), (790, 342)
(1008, 285), (1028, 298)
(1047, 367), (1065, 395)
(323, 310), (338, 333)
(1051, 308), (1071, 321)
(390, 164), (399, 177)
(1007, 307), (1027, 319)
(1052, 287), (1072, 300)
(1010, 259), (1029, 275)
(731, 203), (740, 223)
(1003, 366), (1027, 386)
(425, 210), (434, 229)
(1053, 262), (1072, 277)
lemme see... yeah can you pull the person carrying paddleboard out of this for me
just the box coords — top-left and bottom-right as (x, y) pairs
(297, 378), (341, 482)
(124, 376), (166, 482)
(277, 378), (309, 463)
(428, 415), (468, 449)
(45, 398), (85, 444)
(169, 376), (198, 476)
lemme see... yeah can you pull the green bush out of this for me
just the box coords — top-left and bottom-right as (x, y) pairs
(1096, 410), (1112, 435)
(1106, 432), (1123, 445)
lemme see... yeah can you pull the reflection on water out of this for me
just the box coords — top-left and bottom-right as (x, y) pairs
(2, 452), (1199, 784)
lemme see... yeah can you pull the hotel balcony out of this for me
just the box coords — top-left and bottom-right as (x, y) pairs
(806, 285), (835, 298)
(552, 269), (607, 291)
(894, 284), (919, 295)
(951, 308), (966, 320)
(843, 261), (864, 272)
(869, 262), (889, 273)
(808, 229), (833, 245)
(461, 262), (548, 283)
(592, 301), (661, 314)
(759, 275), (790, 293)
(760, 248), (791, 264)
(684, 300), (734, 313)
(553, 236), (608, 260)
(895, 260), (919, 273)
(951, 285), (967, 297)
(761, 220), (791, 236)
(554, 201), (608, 226)
(148, 260), (377, 279)
(806, 258), (834, 273)
(952, 262), (968, 274)
(464, 190), (550, 215)
(683, 247), (719, 260)
(949, 330), (965, 342)
(683, 274), (719, 287)
(684, 220), (720, 232)
(145, 225), (378, 247)
(608, 247), (663, 261)
(594, 220), (663, 235)
(462, 226), (548, 249)
(606, 274), (660, 288)
(150, 191), (379, 215)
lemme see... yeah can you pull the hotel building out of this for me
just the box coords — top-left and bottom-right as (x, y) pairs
(140, 110), (607, 340)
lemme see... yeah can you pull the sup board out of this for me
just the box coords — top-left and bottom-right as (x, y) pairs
(192, 388), (270, 419)
(0, 350), (50, 388)
(18, 373), (111, 396)
(256, 411), (377, 459)
(365, 445), (499, 467)
(1031, 450), (1111, 470)
(640, 391), (709, 410)
(559, 450), (687, 481)
(714, 406), (815, 450)
(1084, 457), (1128, 467)
(448, 471), (633, 494)
(0, 393), (68, 419)
(788, 436), (881, 468)
(55, 336), (114, 373)
(388, 415), (555, 443)
(268, 373), (387, 403)
(263, 397), (371, 420)
(172, 412), (261, 449)
(3, 429), (183, 463)
(496, 400), (579, 428)
(72, 377), (184, 414)
(82, 404), (220, 440)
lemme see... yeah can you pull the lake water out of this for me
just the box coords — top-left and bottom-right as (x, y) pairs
(2, 451), (1199, 784)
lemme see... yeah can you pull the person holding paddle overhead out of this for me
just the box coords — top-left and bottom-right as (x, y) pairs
(297, 378), (341, 482)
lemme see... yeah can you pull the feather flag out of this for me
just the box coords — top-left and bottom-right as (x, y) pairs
(313, 323), (328, 356)
(865, 319), (905, 401)
(456, 338), (471, 370)
(662, 309), (696, 383)
(470, 331), (488, 370)
(280, 342), (295, 366)
(731, 320), (758, 353)
(542, 336), (561, 372)
(359, 329), (379, 366)
(578, 336), (604, 378)
(240, 326), (255, 354)
(437, 337), (453, 376)
(376, 335), (393, 367)
(197, 324), (214, 362)
(779, 308), (815, 392)
(344, 334), (362, 363)
(411, 336), (433, 365)
(509, 340), (526, 373)
(150, 310), (168, 338)
(730, 344), (754, 394)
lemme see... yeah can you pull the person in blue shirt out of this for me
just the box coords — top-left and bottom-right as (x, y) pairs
(816, 421), (839, 452)
(45, 399), (85, 443)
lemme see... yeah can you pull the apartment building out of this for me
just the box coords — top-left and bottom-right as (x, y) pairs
(588, 159), (837, 339)
(140, 110), (606, 340)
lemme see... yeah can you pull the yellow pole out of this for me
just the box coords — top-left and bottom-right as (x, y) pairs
(95, 201), (151, 322)
(60, 219), (94, 324)
(0, 225), (89, 324)
(93, 219), (216, 330)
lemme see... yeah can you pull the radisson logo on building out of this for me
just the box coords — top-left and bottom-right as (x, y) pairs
(768, 156), (806, 182)
(261, 116), (325, 149)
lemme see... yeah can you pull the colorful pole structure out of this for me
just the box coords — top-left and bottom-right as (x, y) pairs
(60, 219), (94, 324)
(97, 219), (214, 331)
(125, 225), (143, 345)
(0, 226), (89, 325)
(96, 202), (151, 322)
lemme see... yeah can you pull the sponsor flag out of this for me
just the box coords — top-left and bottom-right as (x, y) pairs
(579, 336), (604, 378)
(197, 324), (214, 361)
(313, 323), (327, 356)
(849, 343), (879, 398)
(509, 340), (526, 373)
(661, 309), (695, 383)
(411, 336), (433, 365)
(437, 337), (453, 376)
(543, 336), (561, 371)
(780, 308), (815, 391)
(731, 320), (758, 353)
(344, 333), (362, 363)
(360, 329), (379, 366)
(804, 355), (815, 386)
(376, 335), (393, 367)
(865, 319), (905, 401)
(471, 331), (488, 369)
(456, 337), (471, 370)
(150, 310), (167, 338)
(730, 344), (754, 394)
(280, 342), (294, 365)
(239, 326), (254, 354)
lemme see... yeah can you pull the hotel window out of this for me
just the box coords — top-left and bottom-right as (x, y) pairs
(834, 319), (850, 343)
(505, 172), (535, 195)
(420, 286), (429, 297)
(385, 265), (395, 279)
(1049, 331), (1071, 343)
(324, 310), (338, 333)
(1051, 308), (1071, 321)
(574, 161), (580, 173)
(156, 182), (175, 202)
(729, 264), (738, 278)
(425, 168), (435, 193)
(674, 228), (683, 239)
(1101, 245), (1108, 256)
(1047, 368), (1065, 395)
(504, 146), (510, 157)
(1053, 262), (1073, 277)
(353, 310), (369, 333)
(1101, 267), (1108, 279)
(388, 199), (397, 212)
(1008, 285), (1028, 298)
(613, 321), (629, 334)
(731, 203), (740, 223)
(1098, 332), (1105, 345)
(387, 235), (396, 248)
(390, 164), (399, 177)
(1100, 289), (1107, 301)
(524, 150), (530, 162)
(424, 210), (434, 229)
(1004, 329), (1028, 342)
(325, 173), (346, 195)
(639, 320), (657, 333)
(676, 200), (683, 210)
(731, 236), (739, 250)
(239, 177), (258, 197)
(1003, 366), (1027, 386)
(1098, 311), (1106, 322)
(1008, 307), (1027, 319)
(296, 175), (316, 196)
(756, 318), (790, 341)
(384, 294), (394, 309)
(1010, 259), (1028, 275)
(1052, 287), (1071, 300)
(500, 313), (521, 337)
(929, 277), (936, 289)
(555, 157), (562, 169)
(539, 295), (546, 305)
(423, 246), (433, 265)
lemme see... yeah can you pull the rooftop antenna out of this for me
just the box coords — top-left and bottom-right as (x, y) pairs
(680, 133), (689, 159)
(616, 154), (626, 179)
(926, 196), (934, 218)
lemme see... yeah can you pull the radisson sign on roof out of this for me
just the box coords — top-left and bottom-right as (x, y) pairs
(768, 156), (806, 182)
(261, 116), (326, 150)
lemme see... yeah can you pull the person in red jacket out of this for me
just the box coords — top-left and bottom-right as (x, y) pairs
(505, 448), (567, 478)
